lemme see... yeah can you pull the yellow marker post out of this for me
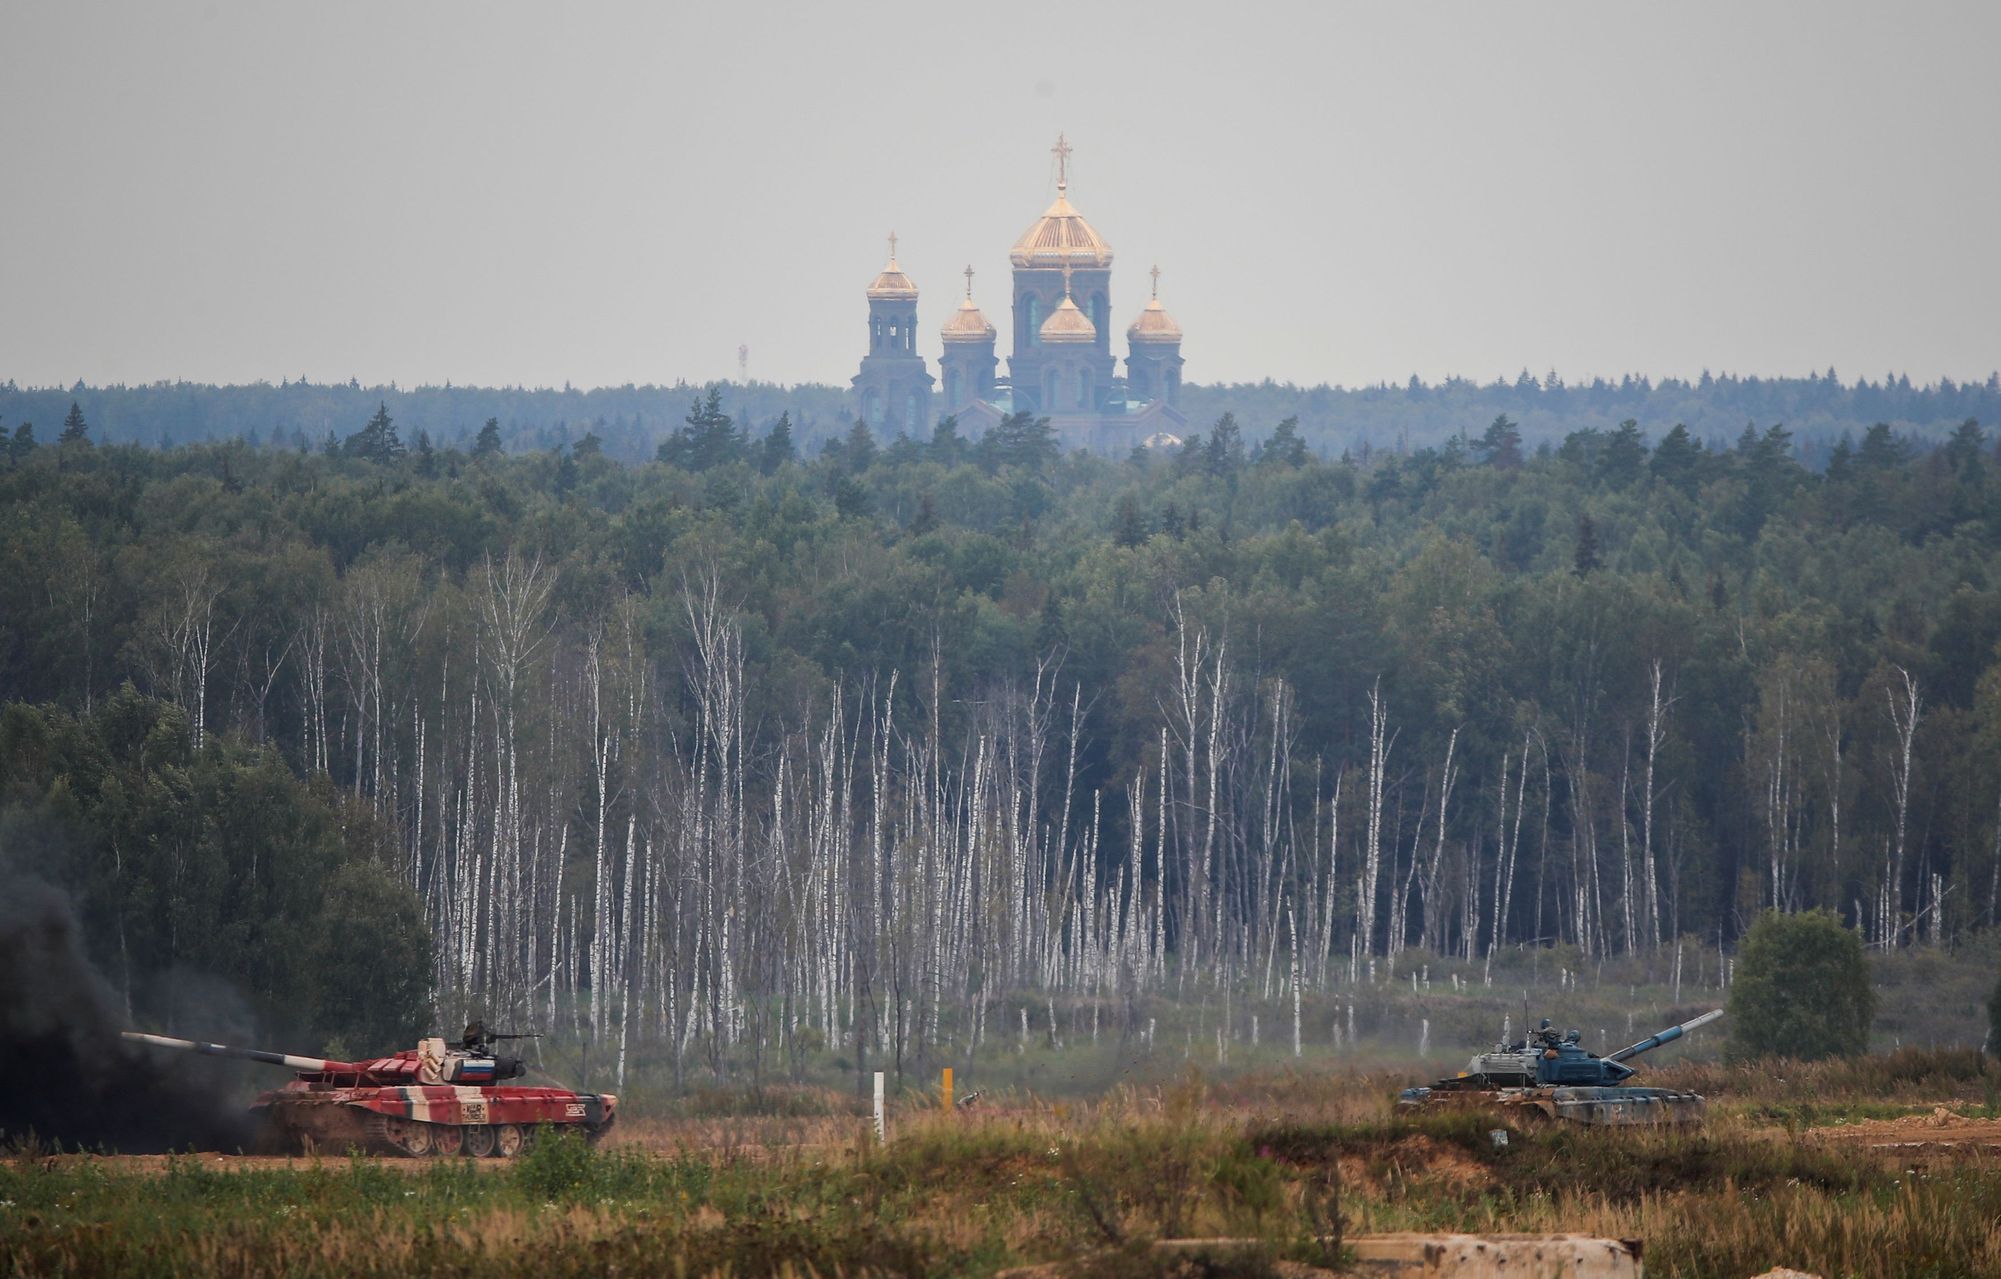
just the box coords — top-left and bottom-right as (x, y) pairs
(942, 1066), (954, 1112)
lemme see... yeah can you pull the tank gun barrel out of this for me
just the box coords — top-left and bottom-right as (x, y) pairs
(120, 1031), (352, 1074)
(1606, 1009), (1724, 1063)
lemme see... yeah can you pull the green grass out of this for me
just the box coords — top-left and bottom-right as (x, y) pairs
(7, 1068), (2001, 1278)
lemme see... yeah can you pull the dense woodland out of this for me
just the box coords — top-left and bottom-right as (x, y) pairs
(3, 369), (1997, 461)
(4, 390), (2001, 1078)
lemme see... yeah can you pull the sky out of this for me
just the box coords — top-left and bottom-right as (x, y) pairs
(2, 0), (1996, 391)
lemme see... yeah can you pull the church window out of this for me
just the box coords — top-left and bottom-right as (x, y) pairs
(1024, 295), (1041, 345)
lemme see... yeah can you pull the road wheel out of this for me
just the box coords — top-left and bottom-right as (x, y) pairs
(462, 1125), (495, 1158)
(430, 1123), (463, 1157)
(492, 1124), (525, 1158)
(384, 1117), (433, 1156)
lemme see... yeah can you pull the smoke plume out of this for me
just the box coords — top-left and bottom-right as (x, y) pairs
(0, 876), (255, 1152)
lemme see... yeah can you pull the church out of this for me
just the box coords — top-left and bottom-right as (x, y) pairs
(851, 137), (1187, 450)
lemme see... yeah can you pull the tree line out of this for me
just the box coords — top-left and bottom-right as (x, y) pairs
(4, 366), (1996, 460)
(3, 393), (1999, 1075)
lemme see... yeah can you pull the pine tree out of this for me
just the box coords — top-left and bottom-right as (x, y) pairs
(1649, 423), (1705, 497)
(1259, 416), (1309, 467)
(842, 418), (877, 473)
(832, 474), (873, 518)
(1112, 493), (1147, 547)
(59, 401), (90, 447)
(908, 492), (940, 535)
(473, 417), (504, 459)
(1598, 419), (1647, 489)
(1573, 514), (1602, 576)
(9, 422), (34, 463)
(759, 412), (795, 475)
(1035, 593), (1069, 656)
(342, 402), (405, 463)
(1206, 413), (1246, 476)
(930, 415), (965, 466)
(1476, 414), (1522, 470)
(658, 388), (744, 472)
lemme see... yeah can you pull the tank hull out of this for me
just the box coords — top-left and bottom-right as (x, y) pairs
(252, 1084), (617, 1156)
(1397, 1084), (1707, 1125)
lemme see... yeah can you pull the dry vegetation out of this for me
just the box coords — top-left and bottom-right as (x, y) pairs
(6, 1051), (2001, 1278)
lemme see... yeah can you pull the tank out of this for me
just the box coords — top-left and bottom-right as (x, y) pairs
(121, 1022), (616, 1156)
(1397, 1009), (1724, 1125)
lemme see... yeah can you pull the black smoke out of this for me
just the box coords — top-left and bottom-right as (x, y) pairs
(0, 876), (256, 1152)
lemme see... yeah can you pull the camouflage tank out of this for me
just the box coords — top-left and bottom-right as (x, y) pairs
(1397, 1009), (1723, 1125)
(122, 1023), (616, 1156)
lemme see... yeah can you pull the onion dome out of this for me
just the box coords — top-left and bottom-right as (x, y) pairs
(1010, 134), (1113, 269)
(1040, 293), (1097, 344)
(1040, 264), (1098, 345)
(1127, 265), (1183, 344)
(941, 265), (996, 343)
(1011, 191), (1114, 269)
(867, 232), (919, 300)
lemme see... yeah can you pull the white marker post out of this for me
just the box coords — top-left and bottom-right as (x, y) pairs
(872, 1070), (886, 1144)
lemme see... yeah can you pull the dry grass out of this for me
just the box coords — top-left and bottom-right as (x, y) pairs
(5, 1051), (2000, 1277)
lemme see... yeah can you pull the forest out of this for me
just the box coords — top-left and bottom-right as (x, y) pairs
(3, 368), (1997, 461)
(3, 391), (1999, 1081)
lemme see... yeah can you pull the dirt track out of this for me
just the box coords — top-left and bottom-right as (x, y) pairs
(1806, 1108), (2001, 1154)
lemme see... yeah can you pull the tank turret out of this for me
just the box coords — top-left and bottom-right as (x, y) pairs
(120, 1030), (526, 1085)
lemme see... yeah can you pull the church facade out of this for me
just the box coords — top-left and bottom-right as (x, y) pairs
(851, 137), (1187, 450)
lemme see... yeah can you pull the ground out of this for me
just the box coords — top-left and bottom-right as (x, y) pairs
(5, 1049), (2000, 1278)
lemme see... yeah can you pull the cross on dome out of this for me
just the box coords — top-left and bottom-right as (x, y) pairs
(964, 264), (975, 299)
(1052, 133), (1072, 191)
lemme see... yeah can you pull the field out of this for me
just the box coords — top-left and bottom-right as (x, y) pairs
(5, 1048), (2001, 1279)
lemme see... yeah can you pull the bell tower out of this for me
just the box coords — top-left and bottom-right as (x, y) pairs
(938, 265), (997, 412)
(1007, 135), (1114, 415)
(1125, 265), (1185, 408)
(851, 232), (934, 432)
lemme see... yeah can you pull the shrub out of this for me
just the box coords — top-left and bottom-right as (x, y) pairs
(1727, 909), (1875, 1061)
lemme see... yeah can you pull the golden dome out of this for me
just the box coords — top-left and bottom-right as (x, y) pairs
(942, 266), (996, 343)
(943, 297), (996, 342)
(1039, 292), (1097, 344)
(867, 262), (918, 300)
(1127, 266), (1182, 344)
(1010, 189), (1113, 269)
(866, 232), (918, 300)
(1128, 298), (1182, 344)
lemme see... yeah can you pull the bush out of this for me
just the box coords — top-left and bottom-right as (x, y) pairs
(1727, 909), (1875, 1061)
(511, 1128), (598, 1202)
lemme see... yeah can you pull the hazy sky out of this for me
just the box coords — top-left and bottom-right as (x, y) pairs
(3, 1), (1996, 390)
